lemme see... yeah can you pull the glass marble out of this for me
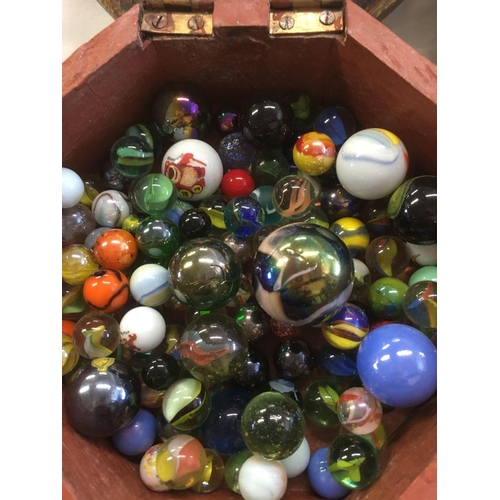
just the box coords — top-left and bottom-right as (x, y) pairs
(194, 199), (227, 234)
(140, 443), (171, 491)
(112, 408), (156, 456)
(62, 167), (85, 208)
(221, 168), (255, 198)
(130, 263), (173, 307)
(238, 454), (288, 500)
(316, 344), (358, 387)
(272, 174), (317, 219)
(366, 277), (408, 320)
(64, 357), (141, 437)
(293, 131), (336, 176)
(218, 132), (257, 171)
(239, 95), (293, 150)
(224, 449), (253, 494)
(91, 189), (132, 227)
(387, 175), (437, 245)
(121, 213), (147, 235)
(357, 323), (437, 407)
(179, 313), (248, 384)
(62, 244), (100, 285)
(403, 280), (437, 329)
(251, 149), (289, 187)
(214, 103), (240, 135)
(365, 235), (410, 278)
(162, 378), (211, 431)
(62, 333), (80, 376)
(408, 265), (437, 287)
(256, 378), (303, 408)
(314, 106), (356, 148)
(274, 338), (315, 381)
(406, 241), (437, 266)
(84, 227), (110, 249)
(201, 389), (251, 456)
(321, 302), (370, 350)
(308, 446), (351, 499)
(224, 195), (266, 238)
(155, 434), (207, 489)
(169, 238), (242, 310)
(279, 436), (310, 478)
(270, 318), (301, 339)
(350, 258), (372, 302)
(72, 312), (121, 359)
(93, 228), (138, 271)
(125, 122), (164, 157)
(232, 346), (270, 390)
(152, 86), (212, 141)
(220, 232), (255, 273)
(338, 422), (388, 452)
(62, 204), (97, 246)
(62, 281), (86, 314)
(191, 448), (225, 493)
(250, 185), (283, 226)
(110, 135), (154, 178)
(327, 433), (379, 490)
(241, 391), (305, 460)
(252, 224), (281, 253)
(140, 383), (166, 409)
(330, 217), (370, 258)
(162, 139), (223, 201)
(100, 159), (133, 192)
(337, 387), (383, 435)
(285, 91), (317, 134)
(119, 306), (166, 353)
(135, 216), (181, 264)
(252, 223), (354, 326)
(232, 300), (271, 342)
(132, 172), (177, 215)
(302, 378), (343, 428)
(360, 197), (395, 238)
(336, 128), (409, 200)
(281, 205), (330, 229)
(142, 353), (181, 391)
(79, 173), (107, 209)
(162, 199), (194, 226)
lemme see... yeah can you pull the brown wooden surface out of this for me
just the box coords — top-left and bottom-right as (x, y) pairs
(62, 1), (437, 498)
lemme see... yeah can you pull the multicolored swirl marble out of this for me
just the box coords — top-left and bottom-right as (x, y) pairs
(336, 128), (409, 200)
(252, 223), (354, 326)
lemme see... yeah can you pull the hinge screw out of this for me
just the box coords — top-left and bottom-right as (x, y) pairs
(279, 15), (295, 30)
(319, 10), (336, 25)
(150, 14), (168, 29)
(188, 15), (205, 30)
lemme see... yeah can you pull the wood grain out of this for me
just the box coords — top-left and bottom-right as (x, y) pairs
(62, 1), (437, 498)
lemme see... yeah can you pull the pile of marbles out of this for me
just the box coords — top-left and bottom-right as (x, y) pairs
(62, 86), (437, 500)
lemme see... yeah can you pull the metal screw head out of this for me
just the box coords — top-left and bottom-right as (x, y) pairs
(319, 10), (336, 26)
(188, 15), (205, 30)
(149, 14), (168, 29)
(279, 15), (295, 30)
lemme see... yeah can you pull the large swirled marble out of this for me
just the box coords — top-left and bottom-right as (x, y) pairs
(252, 223), (354, 326)
(336, 128), (409, 200)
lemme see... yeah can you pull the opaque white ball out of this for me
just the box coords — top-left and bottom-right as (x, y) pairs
(238, 455), (287, 500)
(162, 139), (223, 202)
(279, 437), (310, 478)
(336, 128), (409, 200)
(405, 242), (437, 266)
(62, 167), (85, 208)
(119, 306), (166, 352)
(130, 264), (173, 307)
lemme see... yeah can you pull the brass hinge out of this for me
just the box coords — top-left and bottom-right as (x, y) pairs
(138, 0), (345, 36)
(269, 1), (345, 36)
(141, 0), (214, 36)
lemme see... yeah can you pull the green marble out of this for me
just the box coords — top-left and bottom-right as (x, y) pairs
(241, 391), (305, 460)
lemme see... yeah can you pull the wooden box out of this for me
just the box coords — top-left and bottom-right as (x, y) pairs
(62, 1), (437, 499)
